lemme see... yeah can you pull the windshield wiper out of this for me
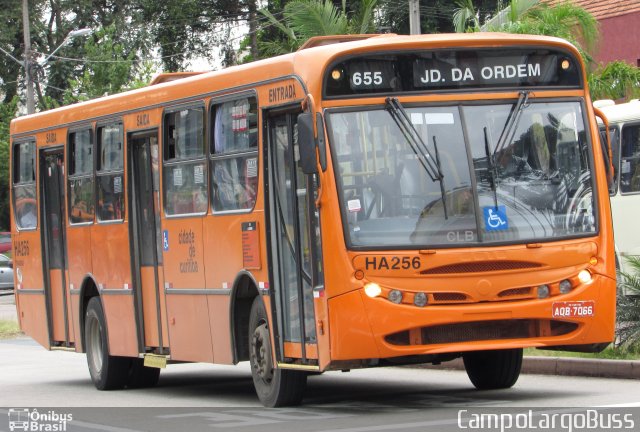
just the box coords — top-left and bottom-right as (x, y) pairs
(385, 97), (448, 218)
(492, 91), (530, 159)
(484, 127), (499, 209)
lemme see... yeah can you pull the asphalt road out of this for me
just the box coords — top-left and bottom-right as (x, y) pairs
(1, 337), (639, 432)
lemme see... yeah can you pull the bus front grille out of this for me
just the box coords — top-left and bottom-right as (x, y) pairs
(420, 260), (542, 275)
(384, 319), (578, 346)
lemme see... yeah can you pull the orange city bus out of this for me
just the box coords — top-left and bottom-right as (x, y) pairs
(10, 33), (616, 407)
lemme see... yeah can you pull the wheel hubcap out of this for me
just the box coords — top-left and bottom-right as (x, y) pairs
(88, 316), (103, 374)
(251, 323), (273, 383)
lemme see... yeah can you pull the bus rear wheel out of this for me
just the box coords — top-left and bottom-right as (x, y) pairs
(248, 297), (307, 407)
(85, 297), (130, 390)
(463, 348), (523, 390)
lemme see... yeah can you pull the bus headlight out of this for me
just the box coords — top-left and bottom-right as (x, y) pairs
(537, 284), (550, 299)
(559, 279), (572, 294)
(364, 283), (382, 298)
(388, 290), (403, 304)
(413, 292), (428, 307)
(578, 269), (592, 284)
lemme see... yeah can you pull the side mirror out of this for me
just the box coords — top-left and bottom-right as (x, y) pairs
(297, 113), (318, 174)
(594, 107), (614, 192)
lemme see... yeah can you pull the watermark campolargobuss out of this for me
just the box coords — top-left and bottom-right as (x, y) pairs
(7, 409), (72, 432)
(458, 409), (634, 432)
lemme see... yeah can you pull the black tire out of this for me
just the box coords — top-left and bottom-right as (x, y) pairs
(248, 297), (307, 407)
(85, 297), (131, 390)
(127, 358), (160, 389)
(463, 348), (523, 390)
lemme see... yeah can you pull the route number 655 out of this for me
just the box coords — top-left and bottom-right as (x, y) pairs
(352, 71), (383, 86)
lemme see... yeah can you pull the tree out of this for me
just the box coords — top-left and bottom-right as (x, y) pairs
(589, 61), (640, 101)
(489, 1), (598, 65)
(616, 256), (640, 350)
(0, 97), (18, 230)
(255, 0), (379, 58)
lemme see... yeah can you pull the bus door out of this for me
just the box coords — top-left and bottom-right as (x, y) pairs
(128, 131), (164, 351)
(267, 111), (322, 364)
(40, 147), (70, 345)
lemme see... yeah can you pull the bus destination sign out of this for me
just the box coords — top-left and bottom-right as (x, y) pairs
(325, 48), (581, 97)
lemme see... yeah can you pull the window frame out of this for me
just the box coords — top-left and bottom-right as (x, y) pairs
(209, 92), (259, 215)
(67, 126), (95, 226)
(618, 121), (640, 196)
(325, 97), (599, 251)
(96, 120), (125, 224)
(162, 102), (209, 218)
(12, 138), (38, 231)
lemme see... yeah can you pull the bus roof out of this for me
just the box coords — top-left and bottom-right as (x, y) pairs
(595, 99), (640, 124)
(10, 32), (580, 137)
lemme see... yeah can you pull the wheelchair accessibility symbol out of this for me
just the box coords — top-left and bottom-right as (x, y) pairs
(483, 205), (508, 231)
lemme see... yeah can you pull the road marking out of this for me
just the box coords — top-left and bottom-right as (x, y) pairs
(597, 402), (640, 407)
(158, 409), (352, 428)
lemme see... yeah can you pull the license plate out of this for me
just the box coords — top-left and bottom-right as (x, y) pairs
(552, 301), (595, 318)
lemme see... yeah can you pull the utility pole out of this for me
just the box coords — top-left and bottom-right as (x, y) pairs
(22, 0), (35, 114)
(409, 0), (421, 35)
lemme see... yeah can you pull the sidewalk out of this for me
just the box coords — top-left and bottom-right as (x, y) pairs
(416, 355), (640, 380)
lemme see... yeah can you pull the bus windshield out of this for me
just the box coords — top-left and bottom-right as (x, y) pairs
(327, 100), (595, 248)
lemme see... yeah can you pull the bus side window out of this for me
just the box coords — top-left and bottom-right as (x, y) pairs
(13, 141), (37, 229)
(162, 105), (207, 216)
(620, 124), (640, 193)
(96, 123), (125, 222)
(210, 96), (258, 213)
(68, 128), (95, 224)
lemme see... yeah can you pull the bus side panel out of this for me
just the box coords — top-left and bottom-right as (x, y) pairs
(101, 294), (139, 356)
(328, 290), (380, 360)
(69, 292), (82, 351)
(162, 218), (212, 361)
(203, 211), (269, 364)
(16, 293), (50, 349)
(165, 294), (214, 362)
(207, 295), (233, 364)
(13, 230), (49, 348)
(66, 226), (92, 351)
(91, 224), (137, 356)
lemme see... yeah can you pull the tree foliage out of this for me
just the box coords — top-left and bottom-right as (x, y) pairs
(589, 61), (640, 101)
(616, 256), (640, 350)
(256, 0), (378, 57)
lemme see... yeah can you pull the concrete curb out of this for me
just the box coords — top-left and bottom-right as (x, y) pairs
(416, 356), (640, 380)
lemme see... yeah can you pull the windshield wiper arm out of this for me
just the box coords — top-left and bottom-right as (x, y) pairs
(432, 135), (448, 220)
(385, 97), (448, 218)
(493, 90), (530, 158)
(484, 127), (499, 209)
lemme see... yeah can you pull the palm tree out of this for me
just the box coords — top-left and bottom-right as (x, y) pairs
(258, 0), (379, 56)
(589, 61), (640, 101)
(453, 0), (480, 33)
(492, 1), (598, 64)
(616, 256), (640, 350)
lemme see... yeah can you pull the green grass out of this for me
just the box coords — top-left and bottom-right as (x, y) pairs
(0, 319), (21, 339)
(525, 346), (640, 360)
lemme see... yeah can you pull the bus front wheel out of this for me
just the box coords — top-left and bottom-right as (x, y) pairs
(85, 297), (130, 390)
(248, 297), (307, 407)
(463, 348), (523, 390)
